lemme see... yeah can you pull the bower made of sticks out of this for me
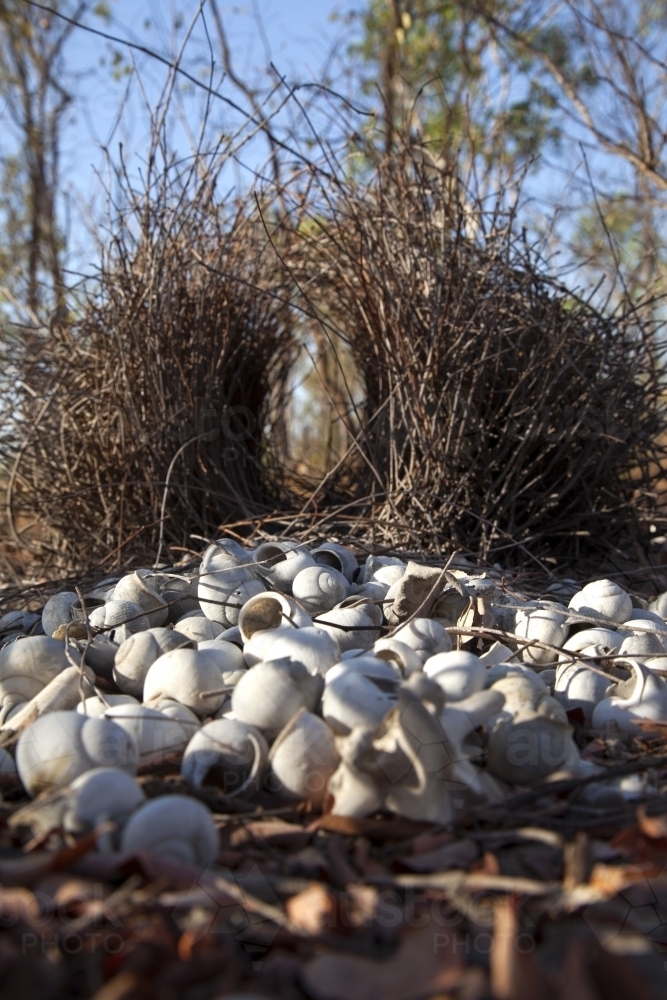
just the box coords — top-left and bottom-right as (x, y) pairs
(287, 162), (667, 566)
(4, 199), (296, 573)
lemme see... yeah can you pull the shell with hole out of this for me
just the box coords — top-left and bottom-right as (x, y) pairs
(197, 540), (264, 627)
(514, 601), (570, 665)
(238, 592), (312, 644)
(63, 767), (146, 847)
(262, 626), (341, 676)
(143, 648), (227, 717)
(182, 718), (268, 795)
(591, 659), (667, 733)
(16, 711), (138, 796)
(252, 541), (315, 593)
(568, 579), (633, 625)
(321, 669), (397, 735)
(120, 794), (218, 868)
(329, 687), (453, 823)
(113, 627), (195, 698)
(0, 636), (73, 726)
(231, 658), (323, 737)
(112, 570), (168, 627)
(269, 708), (339, 806)
(373, 638), (423, 677)
(291, 565), (349, 615)
(105, 703), (199, 766)
(423, 650), (486, 702)
(315, 598), (383, 653)
(312, 542), (359, 583)
(391, 618), (452, 662)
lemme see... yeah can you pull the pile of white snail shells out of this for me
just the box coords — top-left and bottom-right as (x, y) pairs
(2, 543), (667, 869)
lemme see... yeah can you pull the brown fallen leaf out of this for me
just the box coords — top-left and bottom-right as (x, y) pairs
(588, 862), (653, 895)
(286, 882), (337, 935)
(398, 838), (479, 873)
(300, 921), (464, 1000)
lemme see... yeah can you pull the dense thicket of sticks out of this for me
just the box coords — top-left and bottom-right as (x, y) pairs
(3, 182), (296, 572)
(3, 135), (667, 577)
(284, 157), (667, 566)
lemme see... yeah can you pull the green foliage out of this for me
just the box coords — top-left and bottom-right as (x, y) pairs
(347, 0), (568, 173)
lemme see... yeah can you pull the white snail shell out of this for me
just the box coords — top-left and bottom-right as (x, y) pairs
(16, 711), (138, 796)
(143, 648), (226, 717)
(372, 564), (405, 587)
(269, 708), (339, 806)
(174, 616), (225, 643)
(88, 600), (149, 636)
(42, 593), (78, 637)
(321, 671), (396, 735)
(77, 694), (140, 717)
(198, 541), (262, 627)
(618, 628), (666, 659)
(291, 566), (349, 615)
(181, 718), (268, 795)
(325, 654), (401, 689)
(113, 627), (194, 698)
(391, 618), (452, 662)
(253, 541), (316, 593)
(568, 579), (633, 624)
(197, 638), (246, 674)
(64, 767), (145, 837)
(112, 570), (168, 628)
(105, 704), (198, 765)
(559, 628), (621, 660)
(361, 555), (404, 585)
(591, 659), (667, 733)
(487, 668), (550, 718)
(0, 636), (72, 723)
(315, 598), (383, 653)
(312, 543), (359, 583)
(231, 659), (323, 737)
(373, 638), (423, 677)
(262, 626), (341, 676)
(350, 581), (389, 602)
(120, 794), (218, 868)
(423, 651), (486, 702)
(649, 592), (667, 620)
(155, 573), (200, 622)
(238, 593), (312, 643)
(554, 663), (613, 721)
(514, 602), (569, 665)
(485, 712), (578, 784)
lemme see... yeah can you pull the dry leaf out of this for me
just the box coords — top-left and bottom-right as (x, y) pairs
(286, 882), (336, 935)
(300, 922), (463, 1000)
